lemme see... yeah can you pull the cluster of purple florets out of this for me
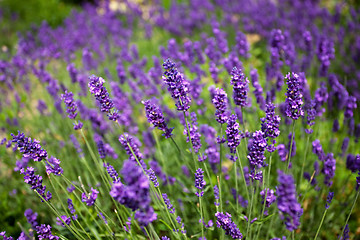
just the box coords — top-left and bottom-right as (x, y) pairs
(261, 103), (281, 151)
(285, 72), (304, 120)
(226, 114), (241, 154)
(212, 88), (228, 124)
(260, 188), (277, 215)
(247, 130), (267, 170)
(119, 133), (147, 170)
(230, 67), (249, 107)
(11, 131), (48, 162)
(162, 59), (191, 111)
(183, 112), (202, 153)
(195, 168), (206, 197)
(88, 75), (119, 121)
(20, 167), (52, 202)
(215, 212), (243, 239)
(81, 188), (99, 206)
(143, 99), (173, 138)
(277, 171), (303, 231)
(110, 160), (157, 226)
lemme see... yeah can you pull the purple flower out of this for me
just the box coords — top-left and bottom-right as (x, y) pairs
(323, 153), (336, 187)
(147, 168), (159, 187)
(61, 90), (78, 120)
(94, 134), (106, 159)
(277, 170), (303, 231)
(88, 75), (119, 121)
(325, 192), (334, 209)
(0, 231), (13, 240)
(344, 96), (357, 119)
(35, 224), (59, 240)
(226, 114), (241, 154)
(81, 188), (98, 206)
(212, 88), (229, 124)
(45, 156), (63, 176)
(119, 133), (147, 170)
(195, 168), (206, 197)
(183, 112), (202, 153)
(250, 68), (266, 110)
(312, 139), (325, 161)
(162, 193), (175, 213)
(20, 167), (52, 201)
(305, 100), (316, 134)
(247, 131), (267, 169)
(142, 100), (173, 138)
(67, 199), (76, 216)
(214, 185), (220, 206)
(285, 73), (304, 120)
(356, 171), (360, 191)
(56, 215), (71, 227)
(317, 37), (334, 77)
(260, 188), (276, 215)
(340, 224), (349, 240)
(105, 163), (119, 183)
(11, 131), (47, 162)
(215, 212), (243, 239)
(24, 209), (38, 228)
(162, 59), (191, 111)
(261, 103), (281, 151)
(236, 31), (250, 58)
(110, 160), (156, 226)
(231, 67), (249, 107)
(346, 154), (360, 173)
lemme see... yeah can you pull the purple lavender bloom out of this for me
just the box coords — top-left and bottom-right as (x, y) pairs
(250, 68), (266, 110)
(70, 134), (83, 158)
(0, 231), (13, 240)
(105, 163), (119, 183)
(67, 184), (75, 193)
(231, 67), (249, 107)
(212, 88), (229, 124)
(56, 215), (71, 227)
(45, 156), (63, 176)
(119, 133), (147, 170)
(261, 103), (281, 152)
(94, 134), (106, 159)
(61, 90), (78, 119)
(161, 237), (170, 240)
(24, 209), (38, 228)
(67, 199), (76, 215)
(247, 131), (267, 169)
(277, 170), (303, 231)
(317, 37), (335, 77)
(314, 82), (328, 116)
(215, 212), (243, 239)
(260, 188), (276, 215)
(67, 63), (78, 83)
(344, 96), (357, 119)
(35, 224), (59, 240)
(305, 100), (316, 134)
(226, 115), (241, 154)
(162, 193), (175, 213)
(147, 168), (159, 187)
(81, 188), (98, 206)
(236, 31), (250, 58)
(214, 185), (220, 206)
(142, 100), (173, 138)
(312, 139), (325, 161)
(183, 112), (202, 153)
(37, 100), (48, 115)
(162, 59), (191, 111)
(88, 75), (119, 121)
(325, 192), (334, 209)
(341, 138), (349, 155)
(323, 153), (336, 187)
(340, 224), (349, 240)
(110, 160), (156, 226)
(346, 154), (360, 173)
(285, 72), (304, 120)
(356, 171), (360, 191)
(20, 167), (52, 201)
(287, 133), (296, 158)
(195, 168), (206, 197)
(11, 131), (47, 162)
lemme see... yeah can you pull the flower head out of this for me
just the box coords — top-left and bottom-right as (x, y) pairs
(285, 72), (304, 120)
(142, 100), (173, 138)
(215, 212), (243, 239)
(231, 67), (249, 107)
(212, 88), (229, 124)
(226, 115), (241, 154)
(11, 131), (47, 162)
(81, 188), (99, 206)
(195, 168), (206, 197)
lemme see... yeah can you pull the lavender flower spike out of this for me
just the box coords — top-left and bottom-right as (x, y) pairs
(212, 88), (229, 124)
(285, 72), (304, 120)
(261, 103), (281, 152)
(277, 170), (303, 231)
(162, 59), (191, 111)
(215, 212), (243, 239)
(61, 90), (78, 119)
(88, 75), (119, 121)
(11, 131), (48, 162)
(247, 130), (267, 169)
(81, 188), (99, 206)
(142, 100), (173, 138)
(231, 67), (249, 107)
(226, 114), (241, 154)
(195, 168), (206, 197)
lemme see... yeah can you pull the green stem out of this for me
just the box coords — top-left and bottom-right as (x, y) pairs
(234, 159), (239, 213)
(340, 190), (360, 237)
(299, 135), (310, 187)
(199, 196), (204, 240)
(219, 124), (224, 212)
(246, 181), (255, 238)
(314, 208), (327, 240)
(236, 147), (250, 202)
(286, 120), (296, 173)
(183, 111), (198, 170)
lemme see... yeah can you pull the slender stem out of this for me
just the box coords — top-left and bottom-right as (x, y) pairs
(236, 147), (250, 202)
(255, 170), (267, 239)
(170, 136), (182, 154)
(246, 181), (255, 238)
(219, 124), (224, 212)
(314, 209), (328, 240)
(183, 111), (198, 170)
(234, 159), (239, 213)
(199, 196), (204, 240)
(299, 135), (310, 187)
(286, 121), (296, 173)
(267, 153), (273, 188)
(340, 190), (360, 237)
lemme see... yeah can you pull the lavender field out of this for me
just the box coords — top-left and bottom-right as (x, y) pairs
(0, 0), (359, 239)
